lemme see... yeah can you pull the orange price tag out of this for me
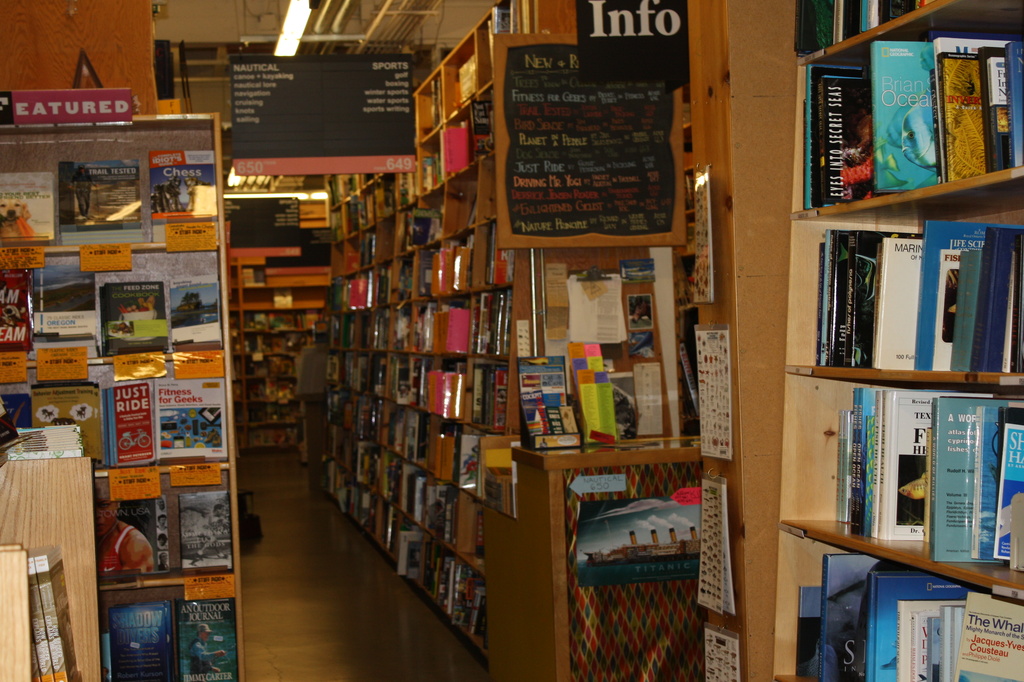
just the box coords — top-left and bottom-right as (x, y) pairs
(35, 346), (89, 382)
(79, 244), (133, 271)
(169, 463), (222, 487)
(0, 246), (44, 269)
(108, 466), (162, 501)
(113, 353), (167, 381)
(184, 573), (235, 600)
(0, 352), (27, 384)
(173, 351), (224, 379)
(166, 222), (217, 252)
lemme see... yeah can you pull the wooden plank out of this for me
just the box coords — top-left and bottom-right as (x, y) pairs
(0, 458), (100, 682)
(0, 545), (31, 681)
(2, 0), (157, 114)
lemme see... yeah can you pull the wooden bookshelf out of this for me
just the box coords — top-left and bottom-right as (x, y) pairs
(0, 544), (31, 680)
(773, 0), (1024, 679)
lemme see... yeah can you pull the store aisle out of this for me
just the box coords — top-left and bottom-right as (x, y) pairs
(237, 450), (493, 682)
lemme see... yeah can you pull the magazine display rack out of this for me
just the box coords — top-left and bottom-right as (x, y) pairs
(0, 115), (244, 682)
(772, 1), (1024, 680)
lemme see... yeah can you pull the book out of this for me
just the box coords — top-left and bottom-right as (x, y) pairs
(0, 172), (55, 244)
(794, 0), (834, 53)
(108, 601), (174, 682)
(442, 125), (471, 175)
(2, 424), (83, 460)
(178, 490), (233, 570)
(30, 546), (78, 682)
(100, 281), (169, 355)
(805, 66), (863, 208)
(824, 229), (852, 365)
(928, 396), (1000, 563)
(949, 249), (984, 372)
(30, 381), (102, 461)
(844, 230), (916, 367)
(876, 390), (950, 541)
(865, 570), (971, 682)
(168, 275), (222, 349)
(104, 380), (156, 467)
(994, 406), (1024, 560)
(977, 47), (1009, 173)
(26, 555), (54, 682)
(970, 225), (1024, 372)
(0, 268), (33, 352)
(155, 378), (226, 462)
(896, 599), (961, 682)
(818, 76), (873, 204)
(915, 220), (990, 371)
(937, 51), (986, 182)
(147, 150), (218, 220)
(953, 592), (1024, 680)
(870, 42), (938, 192)
(818, 552), (892, 682)
(95, 497), (169, 576)
(1009, 41), (1024, 168)
(175, 597), (238, 682)
(796, 585), (822, 676)
(57, 159), (144, 245)
(31, 259), (97, 356)
(873, 237), (922, 370)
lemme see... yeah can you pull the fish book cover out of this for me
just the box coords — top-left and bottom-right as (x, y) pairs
(0, 172), (55, 245)
(818, 76), (874, 203)
(178, 490), (233, 570)
(953, 592), (1024, 680)
(107, 600), (173, 682)
(0, 268), (33, 352)
(870, 42), (938, 192)
(57, 160), (144, 245)
(175, 598), (238, 682)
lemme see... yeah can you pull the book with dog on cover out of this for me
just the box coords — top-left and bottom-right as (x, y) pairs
(57, 159), (144, 245)
(0, 172), (55, 245)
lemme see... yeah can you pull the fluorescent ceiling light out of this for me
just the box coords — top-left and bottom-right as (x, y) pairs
(310, 191), (329, 200)
(275, 0), (312, 57)
(225, 192), (310, 200)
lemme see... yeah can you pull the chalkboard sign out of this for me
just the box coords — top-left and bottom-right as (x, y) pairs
(494, 34), (686, 248)
(229, 54), (415, 176)
(226, 197), (332, 274)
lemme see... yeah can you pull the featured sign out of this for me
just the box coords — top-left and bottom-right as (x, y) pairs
(229, 54), (415, 176)
(575, 0), (689, 83)
(0, 89), (133, 126)
(494, 35), (686, 248)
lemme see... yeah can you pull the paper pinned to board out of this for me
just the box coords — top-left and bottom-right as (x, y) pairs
(567, 273), (626, 344)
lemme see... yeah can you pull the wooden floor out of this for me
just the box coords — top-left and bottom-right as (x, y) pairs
(237, 449), (493, 681)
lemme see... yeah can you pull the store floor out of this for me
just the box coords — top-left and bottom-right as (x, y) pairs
(237, 449), (493, 681)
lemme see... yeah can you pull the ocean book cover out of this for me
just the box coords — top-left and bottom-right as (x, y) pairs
(870, 42), (938, 192)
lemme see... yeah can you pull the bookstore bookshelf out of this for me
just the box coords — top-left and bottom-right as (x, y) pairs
(0, 115), (245, 682)
(229, 259), (327, 451)
(774, 0), (1024, 680)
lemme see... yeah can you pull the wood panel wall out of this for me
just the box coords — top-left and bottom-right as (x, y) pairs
(3, 0), (157, 114)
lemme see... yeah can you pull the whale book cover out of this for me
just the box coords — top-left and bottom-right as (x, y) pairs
(870, 42), (938, 192)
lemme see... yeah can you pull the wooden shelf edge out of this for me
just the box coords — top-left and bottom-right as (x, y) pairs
(94, 461), (230, 478)
(785, 364), (1024, 386)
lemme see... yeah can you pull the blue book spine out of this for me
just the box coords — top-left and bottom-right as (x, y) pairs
(108, 601), (173, 682)
(870, 42), (938, 193)
(995, 408), (1024, 560)
(914, 221), (990, 370)
(1008, 41), (1024, 167)
(975, 405), (1007, 559)
(861, 389), (878, 535)
(850, 389), (865, 534)
(970, 226), (1024, 372)
(866, 571), (971, 682)
(949, 249), (984, 372)
(929, 397), (1003, 563)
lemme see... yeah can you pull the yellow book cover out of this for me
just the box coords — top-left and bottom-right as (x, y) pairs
(940, 52), (985, 182)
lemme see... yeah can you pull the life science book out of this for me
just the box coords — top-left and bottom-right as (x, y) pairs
(175, 598), (238, 682)
(870, 42), (938, 192)
(57, 159), (144, 245)
(155, 379), (226, 463)
(0, 171), (55, 245)
(169, 275), (222, 350)
(107, 600), (174, 682)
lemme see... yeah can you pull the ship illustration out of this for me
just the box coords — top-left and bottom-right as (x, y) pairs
(584, 526), (700, 566)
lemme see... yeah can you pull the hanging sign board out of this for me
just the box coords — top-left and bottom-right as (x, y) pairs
(229, 54), (415, 176)
(574, 0), (690, 84)
(225, 197), (331, 274)
(494, 34), (686, 248)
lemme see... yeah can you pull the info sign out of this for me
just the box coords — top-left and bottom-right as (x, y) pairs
(230, 54), (415, 176)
